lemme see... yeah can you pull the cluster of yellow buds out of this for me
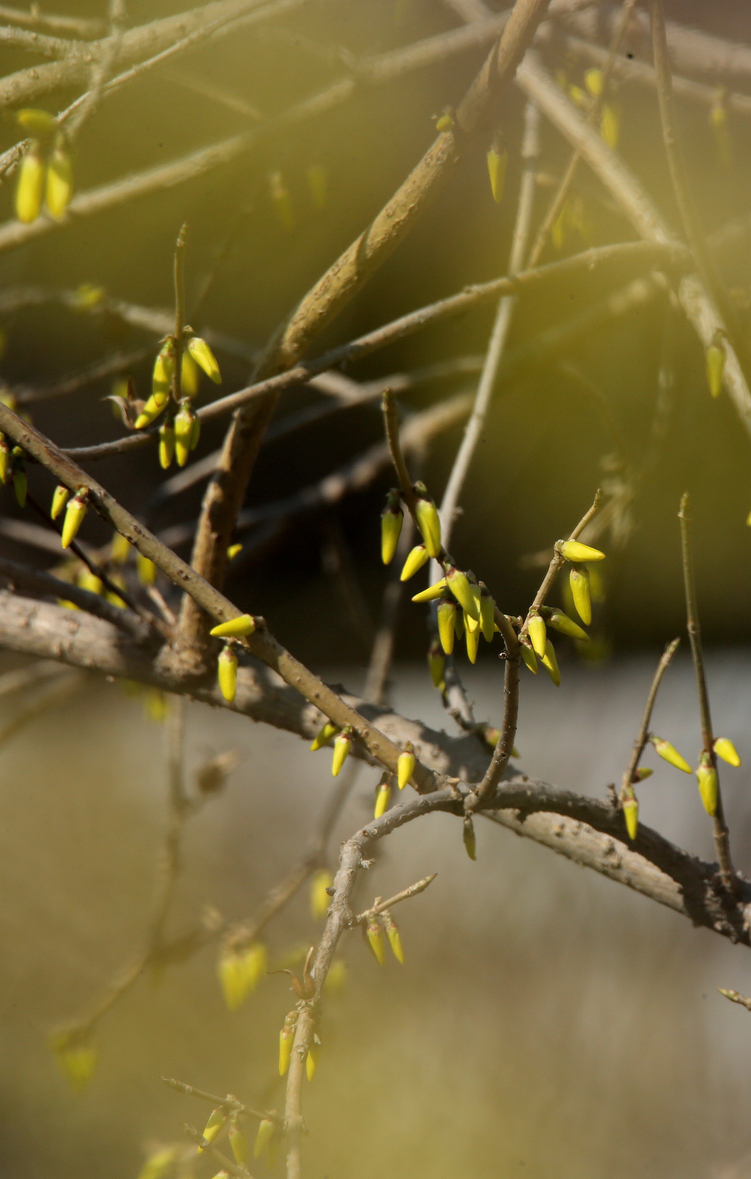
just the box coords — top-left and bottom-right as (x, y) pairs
(210, 615), (257, 704)
(14, 110), (73, 223)
(0, 434), (28, 506)
(308, 718), (356, 777)
(410, 563), (497, 671)
(518, 541), (605, 686)
(217, 941), (268, 1011)
(134, 335), (219, 472)
(364, 910), (403, 964)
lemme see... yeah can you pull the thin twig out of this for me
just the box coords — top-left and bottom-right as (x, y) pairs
(161, 1076), (273, 1123)
(620, 637), (680, 795)
(355, 874), (437, 921)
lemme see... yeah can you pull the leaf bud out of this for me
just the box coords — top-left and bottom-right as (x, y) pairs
(381, 489), (403, 565)
(16, 109), (57, 134)
(15, 144), (45, 224)
(198, 1108), (227, 1152)
(428, 639), (445, 691)
(527, 612), (547, 658)
(374, 777), (391, 818)
(254, 1118), (276, 1159)
(446, 566), (480, 620)
(413, 481), (442, 558)
(397, 742), (415, 790)
(400, 543), (428, 581)
(210, 614), (256, 638)
(649, 735), (691, 774)
(365, 915), (386, 964)
(437, 596), (456, 654)
(557, 539), (605, 563)
(569, 563), (592, 625)
(45, 145), (73, 220)
(158, 419), (174, 469)
(187, 336), (221, 384)
(541, 605), (588, 642)
(310, 868), (334, 920)
(714, 737), (741, 767)
(696, 752), (719, 816)
(486, 143), (508, 204)
(622, 794), (639, 841)
(435, 107), (454, 132)
(540, 638), (561, 686)
(331, 726), (353, 776)
(218, 644), (238, 703)
(382, 909), (404, 963)
(61, 489), (88, 549)
(463, 815), (477, 861)
(310, 720), (339, 751)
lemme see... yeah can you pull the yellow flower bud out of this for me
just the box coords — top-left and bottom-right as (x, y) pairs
(600, 103), (620, 147)
(479, 583), (495, 642)
(181, 349), (201, 396)
(696, 754), (719, 816)
(218, 644), (238, 703)
(137, 1147), (177, 1179)
(447, 566), (480, 620)
(569, 563), (592, 625)
(242, 942), (267, 992)
(540, 638), (561, 686)
(382, 910), (404, 963)
(199, 1108), (227, 1152)
(50, 484), (70, 519)
(269, 170), (294, 232)
(520, 641), (538, 674)
(15, 145), (45, 224)
(217, 948), (247, 1011)
(397, 743), (415, 790)
(45, 146), (73, 220)
(366, 915), (385, 964)
(331, 727), (352, 776)
(310, 868), (333, 919)
(463, 816), (476, 861)
(413, 481), (442, 558)
(310, 720), (339, 751)
(584, 67), (604, 97)
(622, 795), (638, 841)
(400, 543), (428, 581)
(435, 110), (454, 132)
(16, 108), (57, 134)
(153, 340), (175, 400)
(453, 603), (465, 640)
(374, 778), (391, 818)
(428, 640), (445, 691)
(466, 619), (480, 664)
(158, 420), (174, 469)
(569, 84), (587, 107)
(279, 1014), (296, 1074)
(61, 490), (87, 549)
(307, 163), (328, 209)
(543, 606), (588, 641)
(78, 569), (103, 595)
(634, 767), (653, 781)
(558, 539), (605, 562)
(714, 737), (741, 767)
(649, 735), (691, 774)
(381, 490), (403, 564)
(174, 401), (197, 467)
(12, 466), (26, 507)
(136, 552), (156, 585)
(486, 145), (508, 204)
(437, 597), (456, 654)
(324, 958), (348, 993)
(134, 392), (168, 430)
(210, 614), (256, 638)
(187, 336), (221, 384)
(306, 1038), (320, 1080)
(227, 543), (243, 560)
(706, 335), (726, 398)
(229, 1118), (249, 1165)
(528, 613), (547, 658)
(412, 578), (447, 602)
(254, 1118), (276, 1159)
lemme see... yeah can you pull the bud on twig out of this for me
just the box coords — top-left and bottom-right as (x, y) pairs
(400, 543), (428, 581)
(696, 752), (719, 816)
(463, 816), (476, 861)
(331, 726), (353, 776)
(210, 614), (256, 638)
(413, 481), (442, 558)
(397, 743), (415, 790)
(217, 644), (238, 703)
(714, 737), (741, 767)
(569, 563), (592, 625)
(381, 489), (403, 565)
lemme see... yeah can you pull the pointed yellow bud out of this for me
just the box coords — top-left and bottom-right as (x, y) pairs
(229, 1118), (249, 1165)
(382, 910), (404, 963)
(413, 482), (442, 558)
(50, 484), (70, 520)
(486, 145), (508, 204)
(15, 145), (45, 224)
(428, 640), (445, 691)
(520, 641), (538, 674)
(447, 567), (480, 620)
(217, 948), (247, 1011)
(400, 544), (428, 581)
(310, 868), (334, 919)
(381, 490), (403, 564)
(158, 420), (174, 469)
(12, 467), (26, 507)
(218, 644), (238, 703)
(543, 606), (588, 642)
(254, 1119), (276, 1159)
(331, 727), (352, 776)
(569, 563), (592, 625)
(706, 336), (726, 398)
(279, 1015), (296, 1074)
(584, 68), (604, 97)
(210, 614), (256, 638)
(306, 1038), (320, 1080)
(696, 753), (719, 816)
(307, 163), (328, 209)
(269, 170), (294, 232)
(136, 553), (156, 585)
(61, 491), (87, 548)
(134, 392), (168, 430)
(366, 916), (385, 964)
(17, 109), (57, 134)
(540, 639), (561, 686)
(374, 779), (391, 818)
(634, 767), (653, 781)
(227, 543), (243, 560)
(187, 336), (221, 384)
(153, 340), (175, 399)
(181, 349), (201, 396)
(528, 613), (547, 658)
(45, 146), (73, 219)
(600, 103), (620, 147)
(397, 744), (415, 790)
(174, 401), (197, 467)
(412, 578), (447, 602)
(463, 816), (477, 861)
(437, 598), (456, 654)
(310, 720), (339, 751)
(242, 942), (268, 992)
(650, 735), (691, 774)
(714, 737), (741, 767)
(466, 620), (480, 664)
(199, 1108), (227, 1152)
(558, 539), (605, 562)
(479, 584), (495, 642)
(622, 795), (638, 841)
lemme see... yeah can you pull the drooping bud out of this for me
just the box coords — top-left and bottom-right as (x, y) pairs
(446, 566), (480, 620)
(15, 144), (45, 224)
(382, 909), (404, 963)
(78, 569), (103, 595)
(198, 1108), (227, 1152)
(12, 466), (26, 507)
(61, 489), (88, 548)
(713, 737), (741, 767)
(520, 639), (538, 674)
(365, 915), (386, 964)
(397, 742), (415, 790)
(569, 563), (592, 626)
(381, 489), (403, 565)
(45, 145), (73, 220)
(50, 483), (70, 520)
(158, 419), (175, 469)
(279, 1013), (296, 1075)
(374, 777), (391, 818)
(486, 143), (508, 204)
(331, 726), (353, 776)
(428, 639), (445, 691)
(228, 1117), (249, 1165)
(527, 612), (547, 658)
(542, 606), (588, 642)
(412, 578), (447, 603)
(649, 735), (691, 774)
(437, 597), (456, 655)
(134, 393), (169, 430)
(310, 868), (334, 920)
(558, 539), (606, 562)
(209, 614), (256, 638)
(706, 332), (726, 398)
(413, 481), (442, 558)
(400, 544), (428, 581)
(310, 720), (338, 751)
(218, 644), (238, 703)
(217, 947), (247, 1011)
(540, 639), (561, 686)
(466, 620), (480, 664)
(254, 1118), (276, 1159)
(152, 339), (176, 400)
(174, 400), (198, 467)
(463, 816), (477, 861)
(187, 336), (222, 384)
(324, 958), (348, 993)
(622, 794), (639, 841)
(479, 583), (495, 643)
(241, 942), (268, 992)
(696, 753), (719, 816)
(181, 349), (201, 396)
